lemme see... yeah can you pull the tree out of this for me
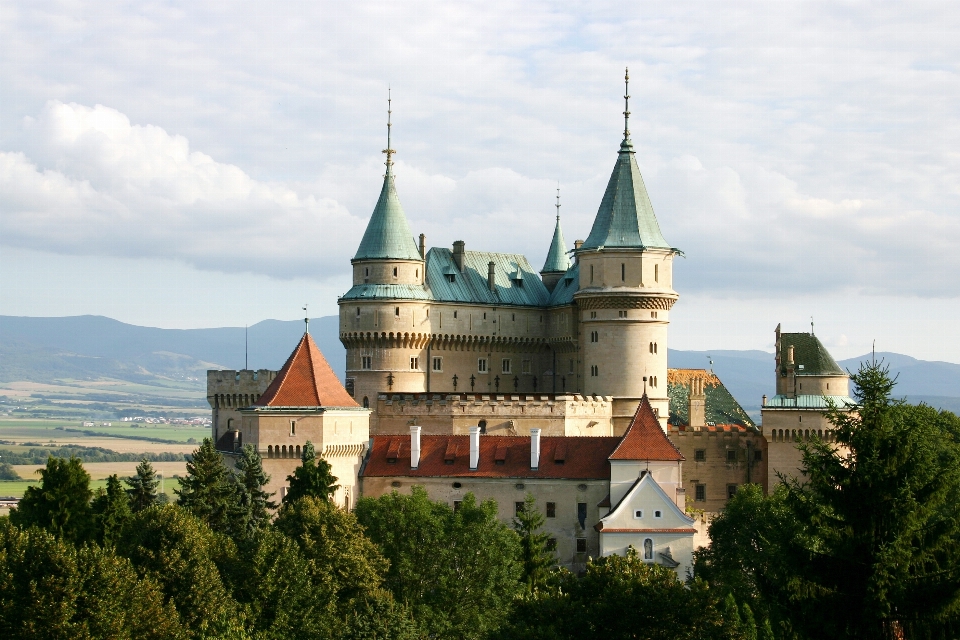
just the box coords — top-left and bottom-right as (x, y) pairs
(234, 444), (276, 530)
(283, 441), (339, 504)
(91, 474), (133, 546)
(125, 458), (160, 512)
(10, 456), (94, 544)
(175, 438), (238, 535)
(117, 504), (245, 638)
(355, 488), (522, 639)
(512, 493), (555, 592)
(0, 460), (20, 480)
(0, 519), (183, 639)
(274, 495), (387, 603)
(701, 362), (960, 639)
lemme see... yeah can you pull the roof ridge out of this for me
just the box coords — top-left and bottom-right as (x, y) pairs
(609, 395), (684, 461)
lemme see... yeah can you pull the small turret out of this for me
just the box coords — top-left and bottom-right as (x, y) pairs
(540, 186), (571, 292)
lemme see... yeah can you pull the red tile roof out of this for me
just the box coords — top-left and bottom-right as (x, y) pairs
(362, 435), (622, 479)
(609, 395), (684, 462)
(255, 332), (358, 408)
(594, 527), (693, 533)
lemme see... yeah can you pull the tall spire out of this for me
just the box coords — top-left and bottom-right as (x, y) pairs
(555, 183), (561, 222)
(383, 87), (395, 175)
(542, 184), (571, 274)
(353, 89), (422, 262)
(623, 67), (631, 143)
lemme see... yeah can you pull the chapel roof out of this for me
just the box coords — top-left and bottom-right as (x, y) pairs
(254, 332), (358, 408)
(666, 368), (756, 429)
(778, 332), (845, 377)
(541, 216), (571, 274)
(609, 395), (684, 462)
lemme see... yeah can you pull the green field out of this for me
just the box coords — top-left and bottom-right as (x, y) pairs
(0, 418), (207, 444)
(0, 477), (183, 500)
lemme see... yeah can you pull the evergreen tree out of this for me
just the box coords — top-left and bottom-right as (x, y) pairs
(284, 441), (339, 504)
(91, 474), (133, 546)
(125, 458), (160, 512)
(175, 438), (237, 534)
(511, 493), (555, 592)
(234, 444), (276, 530)
(10, 456), (94, 544)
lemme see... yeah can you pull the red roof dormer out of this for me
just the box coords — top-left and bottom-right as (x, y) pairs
(609, 395), (684, 462)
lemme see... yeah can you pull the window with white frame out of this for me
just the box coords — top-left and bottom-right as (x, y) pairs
(432, 357), (442, 372)
(361, 356), (372, 370)
(634, 509), (643, 519)
(410, 357), (419, 370)
(478, 358), (488, 373)
(501, 359), (511, 373)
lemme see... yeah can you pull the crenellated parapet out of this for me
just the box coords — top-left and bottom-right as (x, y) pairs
(574, 293), (677, 310)
(340, 331), (556, 353)
(207, 369), (278, 409)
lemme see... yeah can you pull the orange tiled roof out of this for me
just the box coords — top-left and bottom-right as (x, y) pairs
(609, 395), (684, 462)
(255, 332), (358, 408)
(362, 435), (622, 479)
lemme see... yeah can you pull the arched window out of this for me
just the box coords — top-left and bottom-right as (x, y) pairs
(644, 538), (653, 560)
(295, 445), (301, 458)
(282, 445), (287, 458)
(363, 396), (369, 408)
(267, 445), (273, 458)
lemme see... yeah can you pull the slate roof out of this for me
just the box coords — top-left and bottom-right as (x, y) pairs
(541, 217), (571, 273)
(254, 332), (359, 408)
(362, 435), (621, 479)
(667, 369), (756, 429)
(546, 263), (580, 307)
(353, 173), (422, 262)
(778, 332), (845, 377)
(580, 139), (673, 252)
(609, 395), (684, 461)
(764, 395), (855, 409)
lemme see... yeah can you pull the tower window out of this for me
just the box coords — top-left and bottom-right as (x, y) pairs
(483, 312), (487, 320)
(364, 267), (369, 276)
(590, 265), (594, 283)
(502, 359), (512, 373)
(590, 330), (599, 343)
(290, 420), (296, 436)
(395, 307), (400, 317)
(361, 356), (372, 370)
(478, 358), (488, 373)
(454, 311), (458, 319)
(694, 449), (706, 462)
(655, 264), (659, 282)
(590, 365), (599, 377)
(695, 484), (706, 501)
(415, 269), (418, 278)
(410, 356), (419, 370)
(619, 310), (628, 318)
(651, 311), (657, 318)
(621, 263), (625, 281)
(727, 449), (737, 462)
(432, 357), (443, 371)
(546, 502), (556, 518)
(590, 311), (597, 319)
(362, 396), (369, 408)
(356, 307), (361, 317)
(393, 267), (398, 277)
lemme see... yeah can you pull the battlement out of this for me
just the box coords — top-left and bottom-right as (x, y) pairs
(207, 369), (278, 408)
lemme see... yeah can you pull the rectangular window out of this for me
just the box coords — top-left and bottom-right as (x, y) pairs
(290, 420), (296, 437)
(569, 359), (574, 374)
(432, 357), (442, 372)
(453, 310), (458, 318)
(694, 449), (706, 462)
(395, 307), (400, 317)
(546, 502), (556, 518)
(695, 484), (706, 502)
(478, 358), (488, 373)
(619, 310), (628, 318)
(576, 538), (587, 553)
(726, 449), (737, 463)
(361, 356), (372, 370)
(754, 450), (763, 461)
(727, 484), (738, 499)
(515, 501), (525, 516)
(621, 263), (625, 281)
(634, 509), (643, 519)
(356, 307), (360, 317)
(502, 359), (511, 374)
(546, 537), (557, 551)
(590, 311), (597, 319)
(577, 502), (587, 529)
(410, 357), (419, 370)
(522, 360), (531, 374)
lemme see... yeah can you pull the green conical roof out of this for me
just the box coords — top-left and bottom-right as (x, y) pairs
(353, 172), (422, 262)
(541, 217), (571, 273)
(580, 139), (671, 251)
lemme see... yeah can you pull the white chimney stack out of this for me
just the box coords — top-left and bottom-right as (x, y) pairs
(530, 428), (541, 470)
(469, 426), (480, 469)
(410, 425), (421, 469)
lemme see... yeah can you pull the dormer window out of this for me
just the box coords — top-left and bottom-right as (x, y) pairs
(446, 273), (455, 282)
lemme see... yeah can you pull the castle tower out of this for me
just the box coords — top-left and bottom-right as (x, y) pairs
(574, 69), (679, 431)
(540, 187), (571, 293)
(342, 93), (428, 407)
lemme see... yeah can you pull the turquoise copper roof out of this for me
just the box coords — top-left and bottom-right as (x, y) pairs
(541, 217), (571, 273)
(764, 395), (855, 409)
(352, 173), (422, 262)
(339, 283), (433, 302)
(546, 263), (579, 307)
(580, 138), (672, 252)
(425, 248), (550, 307)
(667, 369), (755, 429)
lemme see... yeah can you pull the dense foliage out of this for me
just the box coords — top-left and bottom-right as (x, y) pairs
(0, 444), (185, 465)
(3, 366), (958, 639)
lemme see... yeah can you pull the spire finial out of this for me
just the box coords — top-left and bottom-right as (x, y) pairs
(383, 87), (395, 175)
(555, 182), (561, 222)
(303, 304), (309, 334)
(811, 316), (815, 335)
(623, 67), (631, 141)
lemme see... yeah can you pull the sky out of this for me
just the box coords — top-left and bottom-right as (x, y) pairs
(1, 1), (959, 362)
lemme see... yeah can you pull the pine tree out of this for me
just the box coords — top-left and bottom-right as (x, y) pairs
(511, 493), (555, 592)
(234, 444), (276, 529)
(11, 456), (94, 543)
(284, 441), (339, 504)
(125, 458), (160, 512)
(91, 474), (132, 546)
(175, 438), (236, 534)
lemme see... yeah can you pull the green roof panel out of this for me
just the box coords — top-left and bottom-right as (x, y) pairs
(425, 248), (550, 307)
(541, 217), (571, 273)
(667, 369), (755, 429)
(778, 333), (845, 376)
(353, 174), (422, 262)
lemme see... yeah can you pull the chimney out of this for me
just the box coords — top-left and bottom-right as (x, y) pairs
(787, 345), (795, 366)
(487, 261), (496, 292)
(469, 426), (480, 470)
(675, 487), (686, 511)
(530, 428), (541, 470)
(453, 240), (466, 272)
(419, 234), (426, 259)
(688, 377), (706, 429)
(410, 425), (421, 469)
(573, 239), (584, 264)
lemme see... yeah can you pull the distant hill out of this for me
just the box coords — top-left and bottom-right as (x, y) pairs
(3, 316), (959, 416)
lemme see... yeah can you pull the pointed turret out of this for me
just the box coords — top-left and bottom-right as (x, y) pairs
(579, 69), (672, 252)
(540, 186), (571, 292)
(353, 91), (422, 263)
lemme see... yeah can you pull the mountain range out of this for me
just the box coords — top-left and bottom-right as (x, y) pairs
(2, 315), (959, 417)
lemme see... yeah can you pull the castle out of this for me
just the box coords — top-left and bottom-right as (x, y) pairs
(206, 73), (853, 572)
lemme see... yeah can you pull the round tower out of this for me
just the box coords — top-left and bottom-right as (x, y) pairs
(574, 69), (679, 432)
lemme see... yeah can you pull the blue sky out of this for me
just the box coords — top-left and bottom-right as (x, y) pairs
(1, 1), (959, 362)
